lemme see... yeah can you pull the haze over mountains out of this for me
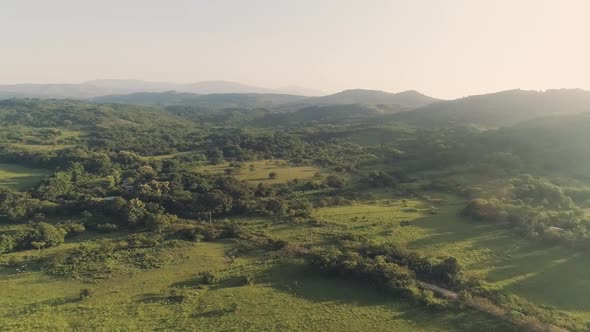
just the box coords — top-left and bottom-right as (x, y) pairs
(393, 88), (590, 127)
(0, 79), (325, 99)
(92, 88), (439, 110)
(2, 79), (590, 129)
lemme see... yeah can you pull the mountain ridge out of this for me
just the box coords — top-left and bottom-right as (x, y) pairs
(0, 79), (325, 99)
(392, 88), (590, 127)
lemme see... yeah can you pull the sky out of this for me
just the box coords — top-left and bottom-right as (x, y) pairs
(1, 0), (589, 99)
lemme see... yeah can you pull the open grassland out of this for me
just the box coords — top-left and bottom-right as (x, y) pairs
(196, 159), (322, 185)
(1, 127), (81, 152)
(239, 192), (590, 322)
(0, 236), (507, 331)
(0, 163), (51, 190)
(7, 143), (75, 152)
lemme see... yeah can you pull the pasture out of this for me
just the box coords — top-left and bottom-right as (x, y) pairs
(0, 163), (51, 190)
(7, 143), (74, 152)
(239, 192), (590, 323)
(196, 159), (322, 185)
(0, 238), (506, 331)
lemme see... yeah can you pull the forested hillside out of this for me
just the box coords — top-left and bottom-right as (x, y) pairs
(394, 89), (590, 127)
(1, 93), (590, 331)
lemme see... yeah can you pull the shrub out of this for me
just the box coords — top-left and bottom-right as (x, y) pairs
(200, 271), (220, 285)
(96, 223), (118, 232)
(125, 234), (159, 248)
(241, 274), (255, 286)
(23, 222), (67, 249)
(324, 175), (345, 188)
(79, 288), (92, 301)
(57, 220), (86, 237)
(47, 244), (115, 279)
(0, 234), (16, 254)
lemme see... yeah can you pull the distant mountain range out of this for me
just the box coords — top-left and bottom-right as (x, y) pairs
(301, 89), (439, 109)
(0, 79), (325, 99)
(93, 91), (308, 109)
(93, 88), (440, 110)
(3, 80), (590, 129)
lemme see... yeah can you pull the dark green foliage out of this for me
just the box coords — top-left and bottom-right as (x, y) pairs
(24, 222), (67, 249)
(47, 244), (115, 279)
(365, 171), (398, 187)
(79, 288), (92, 301)
(200, 271), (220, 285)
(57, 220), (86, 237)
(324, 175), (345, 189)
(305, 242), (461, 308)
(0, 234), (16, 254)
(125, 233), (159, 248)
(96, 223), (119, 232)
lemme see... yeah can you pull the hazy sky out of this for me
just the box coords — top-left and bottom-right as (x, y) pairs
(1, 0), (589, 98)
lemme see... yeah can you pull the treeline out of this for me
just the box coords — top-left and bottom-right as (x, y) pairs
(461, 175), (590, 249)
(305, 242), (465, 309)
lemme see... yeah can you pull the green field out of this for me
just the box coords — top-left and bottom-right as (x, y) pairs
(245, 192), (590, 322)
(0, 236), (508, 331)
(0, 163), (51, 190)
(196, 160), (322, 185)
(7, 143), (75, 152)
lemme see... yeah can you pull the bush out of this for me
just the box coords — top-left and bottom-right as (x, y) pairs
(200, 271), (220, 285)
(47, 244), (115, 279)
(241, 274), (255, 286)
(125, 234), (159, 248)
(96, 223), (118, 232)
(0, 234), (16, 254)
(23, 222), (67, 249)
(57, 221), (86, 237)
(79, 288), (92, 301)
(324, 175), (345, 188)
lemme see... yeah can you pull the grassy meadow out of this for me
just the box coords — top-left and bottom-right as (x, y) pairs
(195, 159), (322, 185)
(0, 163), (51, 190)
(7, 143), (75, 152)
(0, 234), (508, 331)
(242, 191), (590, 322)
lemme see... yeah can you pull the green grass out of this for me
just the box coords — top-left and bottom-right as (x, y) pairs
(8, 143), (74, 152)
(1, 185), (584, 328)
(196, 160), (323, 185)
(0, 237), (507, 331)
(0, 163), (51, 190)
(240, 192), (590, 322)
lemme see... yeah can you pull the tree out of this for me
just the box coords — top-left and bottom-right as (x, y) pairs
(265, 198), (288, 216)
(85, 153), (112, 175)
(36, 171), (74, 200)
(325, 175), (345, 188)
(433, 257), (461, 284)
(202, 189), (233, 214)
(127, 198), (148, 225)
(146, 213), (177, 233)
(25, 222), (67, 249)
(0, 234), (16, 254)
(206, 149), (224, 165)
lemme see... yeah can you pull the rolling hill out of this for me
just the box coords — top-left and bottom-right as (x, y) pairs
(0, 80), (324, 99)
(301, 89), (439, 108)
(93, 91), (307, 109)
(393, 88), (590, 127)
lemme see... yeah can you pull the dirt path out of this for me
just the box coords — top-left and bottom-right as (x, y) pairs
(418, 281), (458, 300)
(417, 281), (568, 332)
